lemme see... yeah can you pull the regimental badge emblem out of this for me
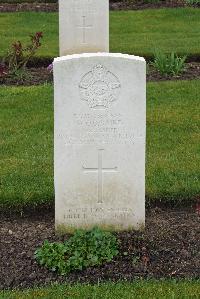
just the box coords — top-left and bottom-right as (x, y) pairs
(79, 64), (121, 108)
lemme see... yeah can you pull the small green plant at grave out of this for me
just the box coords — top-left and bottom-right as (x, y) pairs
(1, 32), (43, 79)
(151, 50), (187, 76)
(35, 227), (119, 275)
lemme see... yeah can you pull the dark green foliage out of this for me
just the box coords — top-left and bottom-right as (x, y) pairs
(185, 0), (200, 5)
(151, 51), (187, 76)
(35, 227), (119, 275)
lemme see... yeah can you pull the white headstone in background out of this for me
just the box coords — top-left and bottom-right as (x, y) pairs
(59, 0), (109, 56)
(54, 53), (146, 232)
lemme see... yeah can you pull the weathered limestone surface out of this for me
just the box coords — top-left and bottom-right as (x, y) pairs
(59, 0), (109, 56)
(54, 53), (146, 232)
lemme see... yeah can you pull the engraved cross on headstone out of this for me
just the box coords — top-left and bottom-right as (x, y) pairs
(83, 149), (118, 204)
(77, 15), (92, 44)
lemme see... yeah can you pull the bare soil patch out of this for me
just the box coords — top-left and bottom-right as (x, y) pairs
(0, 2), (57, 12)
(0, 63), (200, 86)
(0, 1), (199, 13)
(0, 67), (52, 86)
(110, 0), (196, 11)
(0, 208), (199, 290)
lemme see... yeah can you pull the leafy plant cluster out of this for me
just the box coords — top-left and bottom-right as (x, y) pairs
(151, 51), (187, 76)
(35, 227), (119, 275)
(0, 32), (43, 78)
(185, 0), (200, 5)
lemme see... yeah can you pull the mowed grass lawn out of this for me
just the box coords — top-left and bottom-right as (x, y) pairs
(0, 80), (199, 210)
(0, 8), (200, 58)
(1, 280), (200, 299)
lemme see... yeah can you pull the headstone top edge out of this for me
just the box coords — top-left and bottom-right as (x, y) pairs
(53, 53), (146, 65)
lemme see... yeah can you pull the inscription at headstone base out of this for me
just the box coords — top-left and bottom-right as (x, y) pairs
(54, 53), (146, 232)
(59, 0), (109, 56)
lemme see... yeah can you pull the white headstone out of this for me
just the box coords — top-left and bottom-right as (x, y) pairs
(59, 0), (109, 56)
(54, 53), (146, 232)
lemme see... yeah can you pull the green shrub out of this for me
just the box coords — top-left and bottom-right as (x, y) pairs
(185, 0), (200, 5)
(35, 227), (119, 275)
(151, 51), (187, 76)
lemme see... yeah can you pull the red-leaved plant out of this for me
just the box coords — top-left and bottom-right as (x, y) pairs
(3, 32), (43, 76)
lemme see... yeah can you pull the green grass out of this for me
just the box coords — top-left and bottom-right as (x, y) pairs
(146, 80), (200, 203)
(0, 80), (199, 210)
(110, 9), (200, 57)
(1, 280), (200, 299)
(0, 84), (54, 210)
(0, 8), (200, 59)
(0, 12), (58, 60)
